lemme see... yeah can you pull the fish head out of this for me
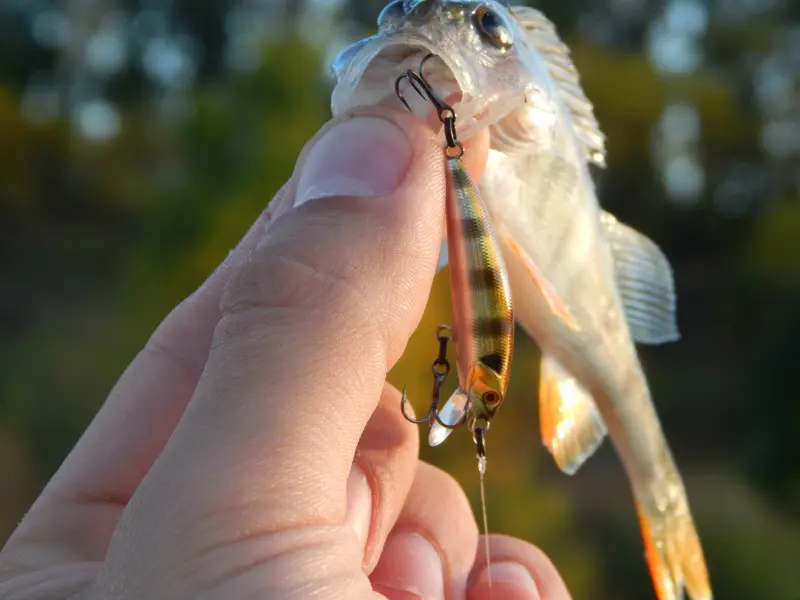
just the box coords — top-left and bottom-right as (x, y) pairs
(331, 1), (555, 141)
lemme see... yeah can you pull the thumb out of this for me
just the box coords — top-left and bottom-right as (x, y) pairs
(95, 108), (464, 597)
(198, 108), (445, 493)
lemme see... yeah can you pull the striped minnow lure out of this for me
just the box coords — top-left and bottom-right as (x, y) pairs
(396, 67), (512, 585)
(330, 3), (712, 599)
(396, 67), (514, 459)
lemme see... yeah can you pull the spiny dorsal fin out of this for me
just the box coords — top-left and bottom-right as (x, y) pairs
(510, 6), (607, 168)
(539, 355), (607, 475)
(601, 211), (680, 345)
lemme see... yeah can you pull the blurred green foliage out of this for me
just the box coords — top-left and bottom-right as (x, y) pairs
(1, 1), (799, 598)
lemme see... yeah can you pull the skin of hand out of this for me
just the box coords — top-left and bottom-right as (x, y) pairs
(0, 106), (574, 600)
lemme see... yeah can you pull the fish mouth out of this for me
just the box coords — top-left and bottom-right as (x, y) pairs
(331, 36), (490, 140)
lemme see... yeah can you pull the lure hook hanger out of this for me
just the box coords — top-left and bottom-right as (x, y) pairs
(400, 325), (470, 430)
(394, 54), (464, 157)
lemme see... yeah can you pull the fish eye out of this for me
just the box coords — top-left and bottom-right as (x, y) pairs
(377, 0), (405, 28)
(474, 6), (514, 51)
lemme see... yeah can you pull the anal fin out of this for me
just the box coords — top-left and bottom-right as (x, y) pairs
(539, 355), (607, 475)
(635, 498), (712, 600)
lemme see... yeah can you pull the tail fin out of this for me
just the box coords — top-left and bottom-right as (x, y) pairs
(635, 493), (712, 600)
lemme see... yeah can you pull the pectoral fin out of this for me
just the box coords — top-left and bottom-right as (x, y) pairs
(601, 211), (679, 345)
(502, 233), (580, 331)
(539, 355), (607, 475)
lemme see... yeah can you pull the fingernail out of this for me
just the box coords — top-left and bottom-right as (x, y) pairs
(371, 532), (445, 600)
(478, 562), (540, 599)
(294, 117), (413, 206)
(345, 465), (372, 552)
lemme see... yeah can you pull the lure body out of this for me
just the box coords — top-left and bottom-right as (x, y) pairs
(330, 3), (713, 599)
(429, 154), (514, 445)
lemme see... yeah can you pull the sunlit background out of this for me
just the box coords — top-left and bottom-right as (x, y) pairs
(1, 0), (798, 597)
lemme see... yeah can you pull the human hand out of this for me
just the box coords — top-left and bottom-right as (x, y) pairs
(0, 107), (574, 600)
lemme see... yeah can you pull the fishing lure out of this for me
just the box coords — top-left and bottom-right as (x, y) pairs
(396, 64), (512, 584)
(396, 61), (514, 462)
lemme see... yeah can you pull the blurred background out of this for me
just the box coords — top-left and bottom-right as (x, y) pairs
(1, 0), (798, 597)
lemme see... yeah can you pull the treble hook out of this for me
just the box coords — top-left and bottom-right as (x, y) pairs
(400, 325), (450, 424)
(419, 53), (437, 81)
(394, 54), (463, 155)
(394, 54), (440, 108)
(400, 324), (469, 430)
(395, 68), (451, 117)
(400, 387), (433, 424)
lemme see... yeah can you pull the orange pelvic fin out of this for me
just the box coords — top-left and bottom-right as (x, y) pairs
(635, 499), (712, 600)
(539, 355), (606, 475)
(502, 233), (580, 331)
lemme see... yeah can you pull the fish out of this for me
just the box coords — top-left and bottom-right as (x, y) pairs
(329, 2), (712, 600)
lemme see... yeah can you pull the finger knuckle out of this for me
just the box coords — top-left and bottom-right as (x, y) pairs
(220, 244), (372, 328)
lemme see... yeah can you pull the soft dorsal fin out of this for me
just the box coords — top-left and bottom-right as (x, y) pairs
(539, 355), (607, 475)
(509, 6), (607, 168)
(601, 211), (680, 345)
